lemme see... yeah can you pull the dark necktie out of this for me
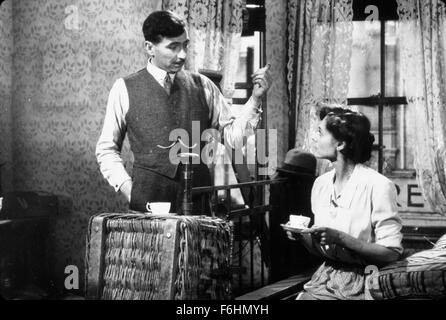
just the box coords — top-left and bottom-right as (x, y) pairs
(164, 73), (172, 95)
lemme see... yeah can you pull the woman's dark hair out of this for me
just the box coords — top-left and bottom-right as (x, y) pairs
(320, 107), (375, 164)
(143, 11), (186, 44)
(319, 106), (350, 120)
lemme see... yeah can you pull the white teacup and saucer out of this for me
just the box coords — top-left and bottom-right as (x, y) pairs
(281, 215), (311, 233)
(145, 202), (171, 215)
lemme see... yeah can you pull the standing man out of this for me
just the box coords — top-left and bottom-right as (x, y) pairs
(96, 10), (271, 213)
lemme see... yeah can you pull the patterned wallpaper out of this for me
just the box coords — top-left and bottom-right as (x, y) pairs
(265, 1), (289, 170)
(0, 0), (12, 192)
(7, 0), (162, 293)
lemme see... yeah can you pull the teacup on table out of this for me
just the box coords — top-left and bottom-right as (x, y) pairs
(146, 202), (171, 214)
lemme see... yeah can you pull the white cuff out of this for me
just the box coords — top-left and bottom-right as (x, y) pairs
(108, 170), (132, 192)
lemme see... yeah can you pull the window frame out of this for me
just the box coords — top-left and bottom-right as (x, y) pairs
(348, 16), (443, 219)
(232, 1), (267, 183)
(347, 19), (408, 175)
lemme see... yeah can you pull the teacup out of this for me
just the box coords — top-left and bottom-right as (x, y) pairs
(146, 202), (171, 214)
(289, 215), (310, 228)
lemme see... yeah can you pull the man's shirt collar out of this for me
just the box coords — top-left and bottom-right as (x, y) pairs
(147, 60), (176, 84)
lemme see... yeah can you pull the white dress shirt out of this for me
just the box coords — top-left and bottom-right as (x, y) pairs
(96, 61), (262, 192)
(311, 163), (404, 257)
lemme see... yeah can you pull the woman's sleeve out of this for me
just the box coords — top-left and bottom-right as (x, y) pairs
(371, 179), (404, 255)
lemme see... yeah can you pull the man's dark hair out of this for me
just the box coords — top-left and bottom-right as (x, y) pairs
(320, 109), (375, 164)
(143, 11), (186, 44)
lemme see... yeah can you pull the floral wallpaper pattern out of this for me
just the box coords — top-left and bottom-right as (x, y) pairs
(5, 0), (162, 292)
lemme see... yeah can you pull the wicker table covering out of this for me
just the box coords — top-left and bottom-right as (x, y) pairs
(85, 213), (233, 300)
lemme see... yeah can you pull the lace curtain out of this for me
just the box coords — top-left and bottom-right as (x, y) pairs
(0, 0), (12, 191)
(287, 0), (353, 156)
(162, 0), (244, 98)
(397, 0), (446, 215)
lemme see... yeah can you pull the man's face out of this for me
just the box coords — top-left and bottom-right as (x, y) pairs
(146, 31), (189, 73)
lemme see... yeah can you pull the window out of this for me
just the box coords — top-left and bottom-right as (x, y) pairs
(231, 0), (266, 179)
(347, 17), (434, 214)
(233, 0), (265, 107)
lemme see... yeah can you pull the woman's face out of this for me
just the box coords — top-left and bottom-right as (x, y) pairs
(313, 117), (339, 162)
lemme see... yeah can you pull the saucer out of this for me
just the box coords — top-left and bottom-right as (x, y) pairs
(280, 223), (310, 233)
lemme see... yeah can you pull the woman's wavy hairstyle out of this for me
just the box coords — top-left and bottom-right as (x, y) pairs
(319, 106), (375, 164)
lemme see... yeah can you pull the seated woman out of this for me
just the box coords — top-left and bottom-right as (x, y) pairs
(287, 107), (403, 300)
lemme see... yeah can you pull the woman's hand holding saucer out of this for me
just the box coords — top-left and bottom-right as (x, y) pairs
(304, 226), (346, 246)
(286, 230), (302, 241)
